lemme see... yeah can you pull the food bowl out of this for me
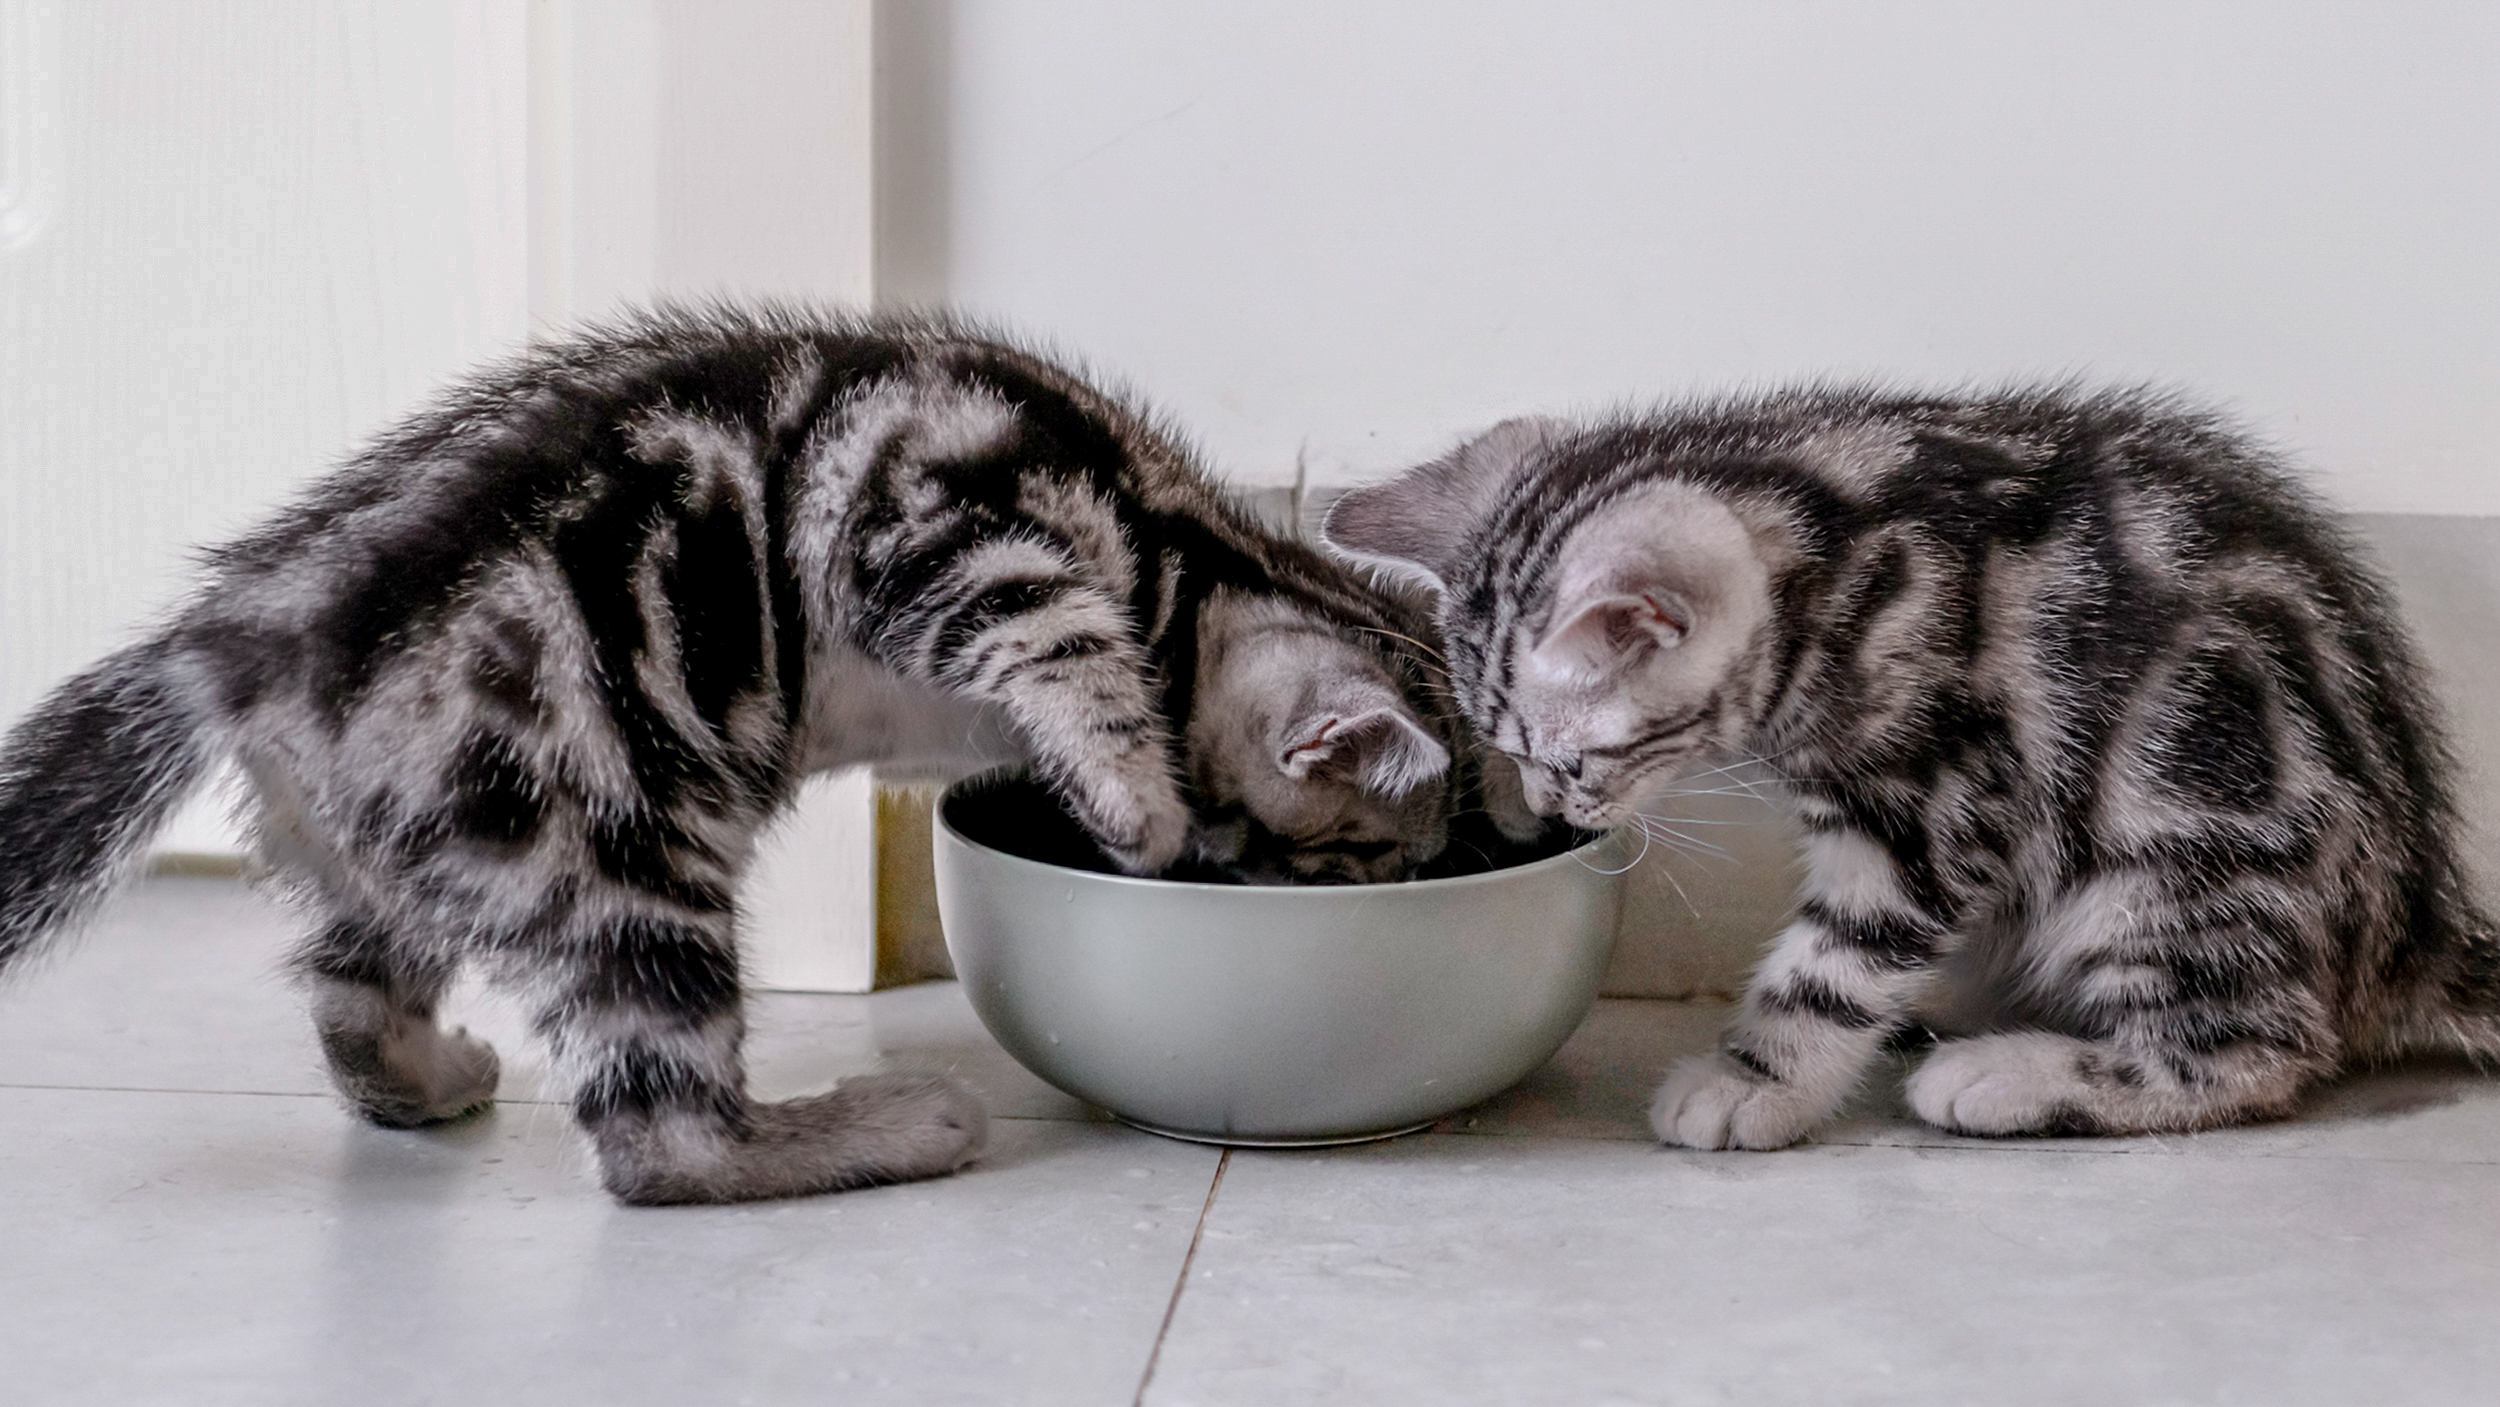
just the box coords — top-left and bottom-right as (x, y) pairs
(932, 771), (1628, 1145)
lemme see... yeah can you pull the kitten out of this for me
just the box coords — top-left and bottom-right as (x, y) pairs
(1328, 387), (2500, 1148)
(0, 305), (1456, 1204)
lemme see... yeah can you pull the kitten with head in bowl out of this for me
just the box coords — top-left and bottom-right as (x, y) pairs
(1329, 386), (2500, 1148)
(0, 306), (1502, 1204)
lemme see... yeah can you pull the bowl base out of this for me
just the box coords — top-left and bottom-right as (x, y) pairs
(1114, 1116), (1437, 1149)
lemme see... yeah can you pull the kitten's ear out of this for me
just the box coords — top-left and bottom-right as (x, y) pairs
(1532, 591), (1689, 681)
(1324, 417), (1568, 592)
(1275, 697), (1452, 798)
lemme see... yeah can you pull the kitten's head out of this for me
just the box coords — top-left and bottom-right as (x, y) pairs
(1185, 591), (1454, 884)
(1324, 420), (1774, 831)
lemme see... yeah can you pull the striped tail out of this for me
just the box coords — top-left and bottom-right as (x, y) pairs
(0, 638), (215, 977)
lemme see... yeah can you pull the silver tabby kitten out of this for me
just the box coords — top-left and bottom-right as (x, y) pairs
(0, 306), (1456, 1204)
(1329, 387), (2500, 1149)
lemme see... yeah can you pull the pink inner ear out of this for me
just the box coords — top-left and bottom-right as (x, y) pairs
(1282, 717), (1340, 768)
(1535, 591), (1687, 678)
(1637, 594), (1686, 636)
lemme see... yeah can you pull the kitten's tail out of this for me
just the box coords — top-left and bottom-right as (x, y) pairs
(0, 637), (217, 977)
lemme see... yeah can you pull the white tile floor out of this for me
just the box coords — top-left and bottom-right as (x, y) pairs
(5, 879), (2499, 1405)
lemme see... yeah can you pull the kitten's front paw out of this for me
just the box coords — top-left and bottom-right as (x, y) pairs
(1906, 1033), (2101, 1136)
(1093, 778), (1192, 874)
(1650, 1052), (1824, 1150)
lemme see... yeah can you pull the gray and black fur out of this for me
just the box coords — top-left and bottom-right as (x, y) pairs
(1328, 386), (2500, 1147)
(0, 306), (1463, 1204)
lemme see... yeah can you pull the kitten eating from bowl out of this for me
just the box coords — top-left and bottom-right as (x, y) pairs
(0, 306), (1507, 1205)
(1328, 386), (2500, 1149)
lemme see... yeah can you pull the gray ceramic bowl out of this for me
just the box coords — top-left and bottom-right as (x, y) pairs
(933, 772), (1628, 1145)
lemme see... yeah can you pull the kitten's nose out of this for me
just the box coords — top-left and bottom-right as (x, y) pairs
(1564, 797), (1616, 829)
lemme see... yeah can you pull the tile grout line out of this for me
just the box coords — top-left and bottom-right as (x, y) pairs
(1132, 1147), (1230, 1407)
(0, 1082), (339, 1100)
(0, 1082), (1106, 1124)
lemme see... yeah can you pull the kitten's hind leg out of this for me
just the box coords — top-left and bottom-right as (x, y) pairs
(297, 918), (500, 1127)
(544, 910), (986, 1205)
(1905, 872), (2338, 1136)
(1905, 1029), (2322, 1137)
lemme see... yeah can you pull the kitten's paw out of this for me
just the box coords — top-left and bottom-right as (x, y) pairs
(1093, 777), (1192, 874)
(332, 1022), (501, 1128)
(1650, 1052), (1824, 1150)
(1907, 1033), (2101, 1136)
(424, 1025), (503, 1120)
(599, 1073), (991, 1206)
(788, 1071), (991, 1180)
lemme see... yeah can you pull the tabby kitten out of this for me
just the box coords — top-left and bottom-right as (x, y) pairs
(1328, 387), (2500, 1148)
(0, 306), (1455, 1204)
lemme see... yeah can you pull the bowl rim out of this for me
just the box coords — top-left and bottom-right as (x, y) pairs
(934, 770), (1628, 899)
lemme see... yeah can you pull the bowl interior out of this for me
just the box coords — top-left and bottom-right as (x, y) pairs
(938, 769), (1598, 885)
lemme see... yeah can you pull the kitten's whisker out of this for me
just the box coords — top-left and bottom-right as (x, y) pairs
(1347, 624), (1449, 667)
(1676, 758), (1774, 802)
(1639, 815), (1735, 848)
(1578, 822), (1653, 877)
(1640, 836), (1704, 918)
(1634, 819), (1735, 864)
(1656, 785), (1779, 802)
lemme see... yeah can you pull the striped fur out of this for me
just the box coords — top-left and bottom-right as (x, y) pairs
(0, 306), (1458, 1204)
(1328, 386), (2500, 1147)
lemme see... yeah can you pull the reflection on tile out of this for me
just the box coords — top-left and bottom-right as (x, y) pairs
(748, 981), (1104, 1123)
(0, 1086), (1213, 1407)
(1433, 998), (1725, 1141)
(1149, 1135), (2500, 1407)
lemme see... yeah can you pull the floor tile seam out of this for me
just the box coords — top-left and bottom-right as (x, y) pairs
(0, 1082), (340, 1100)
(1131, 1147), (1230, 1407)
(0, 1084), (1119, 1132)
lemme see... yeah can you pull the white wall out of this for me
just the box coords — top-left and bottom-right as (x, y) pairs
(0, 0), (880, 883)
(530, 0), (872, 321)
(1, 0), (530, 733)
(931, 1), (2500, 509)
(0, 0), (876, 744)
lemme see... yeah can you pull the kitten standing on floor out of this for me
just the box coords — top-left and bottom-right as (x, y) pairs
(1328, 387), (2500, 1147)
(0, 306), (1469, 1204)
